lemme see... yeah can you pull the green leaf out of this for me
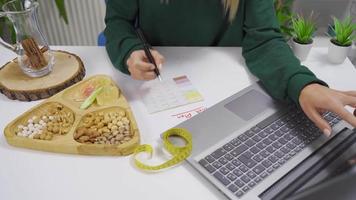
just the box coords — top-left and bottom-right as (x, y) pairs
(0, 18), (4, 37)
(1, 0), (69, 44)
(274, 0), (294, 39)
(331, 16), (356, 46)
(291, 14), (316, 44)
(0, 0), (7, 39)
(54, 0), (68, 24)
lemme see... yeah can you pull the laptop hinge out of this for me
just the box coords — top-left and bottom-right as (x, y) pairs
(259, 128), (356, 200)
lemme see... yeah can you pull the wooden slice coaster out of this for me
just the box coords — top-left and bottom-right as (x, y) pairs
(0, 50), (85, 101)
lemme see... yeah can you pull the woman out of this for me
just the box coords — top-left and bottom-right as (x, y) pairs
(104, 0), (356, 136)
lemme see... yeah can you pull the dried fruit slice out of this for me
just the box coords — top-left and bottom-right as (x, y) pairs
(92, 78), (112, 88)
(80, 87), (103, 110)
(96, 86), (119, 106)
(74, 78), (112, 101)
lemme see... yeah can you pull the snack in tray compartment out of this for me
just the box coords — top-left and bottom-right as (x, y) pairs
(80, 87), (104, 110)
(96, 86), (119, 106)
(71, 77), (120, 109)
(74, 110), (132, 145)
(16, 103), (74, 140)
(73, 78), (113, 102)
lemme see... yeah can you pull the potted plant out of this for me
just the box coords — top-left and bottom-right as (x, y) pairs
(274, 0), (295, 39)
(328, 16), (356, 64)
(290, 14), (316, 61)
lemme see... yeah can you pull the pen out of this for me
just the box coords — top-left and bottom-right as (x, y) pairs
(135, 28), (162, 81)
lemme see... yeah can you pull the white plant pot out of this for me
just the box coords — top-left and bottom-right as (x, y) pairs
(291, 39), (313, 62)
(328, 40), (351, 64)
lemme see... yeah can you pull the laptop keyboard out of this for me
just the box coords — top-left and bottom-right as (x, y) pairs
(198, 107), (342, 198)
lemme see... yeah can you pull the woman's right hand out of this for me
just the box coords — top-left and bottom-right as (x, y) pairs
(126, 50), (165, 80)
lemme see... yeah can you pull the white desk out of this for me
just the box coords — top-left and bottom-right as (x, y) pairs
(1, 46), (356, 200)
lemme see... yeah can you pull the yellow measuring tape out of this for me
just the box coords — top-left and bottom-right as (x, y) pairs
(133, 128), (192, 171)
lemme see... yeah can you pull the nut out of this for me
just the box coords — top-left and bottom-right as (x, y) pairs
(75, 127), (86, 139)
(79, 136), (90, 143)
(74, 111), (133, 145)
(45, 134), (53, 140)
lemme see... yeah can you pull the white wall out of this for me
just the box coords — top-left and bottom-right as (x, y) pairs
(37, 0), (106, 46)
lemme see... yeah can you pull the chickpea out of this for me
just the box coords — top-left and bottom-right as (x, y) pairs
(103, 132), (110, 138)
(119, 126), (125, 132)
(116, 134), (124, 140)
(97, 122), (104, 128)
(117, 121), (123, 127)
(108, 123), (113, 129)
(45, 134), (53, 140)
(52, 126), (59, 134)
(118, 111), (125, 117)
(102, 127), (110, 133)
(39, 134), (46, 140)
(111, 125), (118, 131)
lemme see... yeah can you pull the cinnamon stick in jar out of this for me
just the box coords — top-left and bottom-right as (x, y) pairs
(21, 38), (48, 69)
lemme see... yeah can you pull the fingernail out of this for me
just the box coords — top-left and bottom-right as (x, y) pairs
(158, 63), (162, 71)
(323, 129), (331, 137)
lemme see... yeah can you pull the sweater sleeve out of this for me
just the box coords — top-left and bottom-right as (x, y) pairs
(241, 0), (327, 104)
(104, 0), (144, 74)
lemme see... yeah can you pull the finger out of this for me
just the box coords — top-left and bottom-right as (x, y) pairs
(130, 50), (146, 59)
(141, 71), (156, 80)
(303, 106), (332, 137)
(341, 95), (356, 107)
(331, 104), (356, 127)
(339, 93), (356, 106)
(151, 50), (165, 65)
(129, 70), (145, 81)
(131, 71), (155, 81)
(128, 64), (152, 81)
(343, 91), (356, 107)
(342, 91), (356, 97)
(134, 60), (155, 72)
(131, 74), (144, 81)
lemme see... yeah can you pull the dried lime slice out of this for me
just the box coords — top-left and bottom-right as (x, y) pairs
(96, 86), (119, 106)
(93, 78), (111, 88)
(80, 87), (103, 110)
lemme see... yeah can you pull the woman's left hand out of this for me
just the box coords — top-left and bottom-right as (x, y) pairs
(299, 83), (356, 137)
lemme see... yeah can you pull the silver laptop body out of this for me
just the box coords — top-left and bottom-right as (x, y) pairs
(173, 82), (351, 200)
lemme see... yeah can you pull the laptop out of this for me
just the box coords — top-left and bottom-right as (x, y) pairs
(172, 82), (355, 200)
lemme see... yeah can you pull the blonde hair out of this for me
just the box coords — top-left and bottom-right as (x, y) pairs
(161, 0), (240, 22)
(222, 0), (240, 22)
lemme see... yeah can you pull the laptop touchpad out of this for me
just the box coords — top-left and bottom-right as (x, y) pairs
(224, 90), (274, 121)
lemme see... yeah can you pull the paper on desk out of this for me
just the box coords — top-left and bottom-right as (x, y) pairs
(140, 75), (204, 113)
